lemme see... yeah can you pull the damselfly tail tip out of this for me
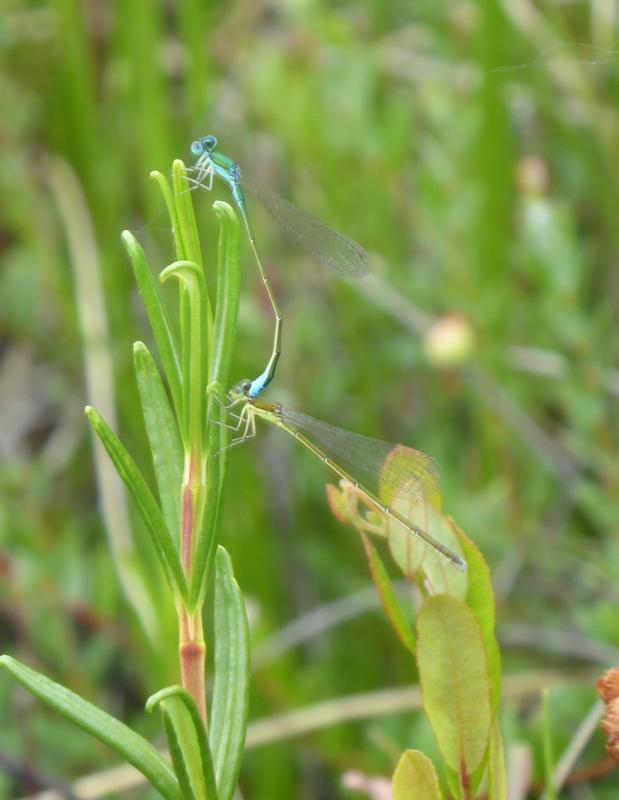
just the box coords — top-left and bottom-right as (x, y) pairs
(453, 555), (468, 572)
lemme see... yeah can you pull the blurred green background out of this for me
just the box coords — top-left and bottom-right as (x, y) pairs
(2, 0), (619, 797)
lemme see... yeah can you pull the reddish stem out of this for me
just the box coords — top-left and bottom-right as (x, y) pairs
(179, 606), (206, 723)
(181, 484), (195, 574)
(178, 451), (207, 723)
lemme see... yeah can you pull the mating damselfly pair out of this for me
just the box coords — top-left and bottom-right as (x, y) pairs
(188, 134), (369, 396)
(187, 135), (467, 572)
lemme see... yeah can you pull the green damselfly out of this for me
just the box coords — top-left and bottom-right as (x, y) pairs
(224, 380), (467, 572)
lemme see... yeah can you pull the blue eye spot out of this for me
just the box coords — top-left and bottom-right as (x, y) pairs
(190, 140), (203, 156)
(204, 135), (217, 151)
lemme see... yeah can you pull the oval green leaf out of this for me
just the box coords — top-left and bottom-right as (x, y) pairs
(388, 502), (467, 595)
(417, 594), (492, 777)
(392, 750), (442, 800)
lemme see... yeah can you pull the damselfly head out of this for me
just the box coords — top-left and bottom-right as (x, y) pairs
(228, 379), (251, 402)
(190, 135), (218, 158)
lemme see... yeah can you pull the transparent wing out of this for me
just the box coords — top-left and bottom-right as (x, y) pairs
(279, 409), (440, 503)
(242, 176), (370, 277)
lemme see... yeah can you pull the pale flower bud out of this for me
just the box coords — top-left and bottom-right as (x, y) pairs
(423, 314), (475, 366)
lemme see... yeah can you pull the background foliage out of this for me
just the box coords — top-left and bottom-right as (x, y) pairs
(1, 0), (619, 797)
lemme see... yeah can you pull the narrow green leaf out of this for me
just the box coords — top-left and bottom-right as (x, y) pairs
(172, 161), (214, 391)
(392, 750), (442, 800)
(190, 381), (230, 608)
(190, 201), (242, 606)
(417, 595), (492, 777)
(161, 712), (194, 800)
(151, 170), (192, 407)
(149, 169), (194, 422)
(121, 231), (184, 440)
(210, 547), (250, 800)
(188, 395), (230, 607)
(160, 260), (207, 453)
(150, 170), (184, 262)
(487, 719), (507, 800)
(85, 405), (187, 601)
(172, 160), (204, 274)
(465, 746), (492, 799)
(134, 342), (183, 545)
(454, 521), (502, 712)
(188, 459), (221, 609)
(0, 656), (182, 800)
(360, 532), (416, 654)
(210, 201), (241, 390)
(147, 686), (218, 800)
(444, 764), (462, 800)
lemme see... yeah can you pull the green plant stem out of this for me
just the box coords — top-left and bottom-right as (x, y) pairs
(181, 450), (205, 574)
